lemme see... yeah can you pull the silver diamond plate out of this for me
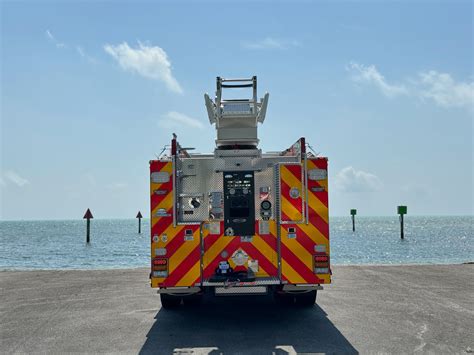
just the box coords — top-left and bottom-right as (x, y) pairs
(203, 276), (280, 286)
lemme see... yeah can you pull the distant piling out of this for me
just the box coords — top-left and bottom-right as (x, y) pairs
(136, 211), (143, 234)
(398, 206), (407, 239)
(350, 209), (357, 232)
(83, 208), (94, 243)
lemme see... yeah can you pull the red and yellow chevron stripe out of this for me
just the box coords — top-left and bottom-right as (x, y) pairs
(202, 220), (278, 279)
(279, 160), (330, 284)
(150, 160), (201, 288)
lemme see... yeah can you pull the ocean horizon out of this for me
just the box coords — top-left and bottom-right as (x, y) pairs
(1, 216), (472, 270)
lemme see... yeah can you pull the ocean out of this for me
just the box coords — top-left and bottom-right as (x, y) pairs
(0, 216), (472, 270)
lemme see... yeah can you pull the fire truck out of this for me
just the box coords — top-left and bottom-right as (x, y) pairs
(150, 76), (330, 308)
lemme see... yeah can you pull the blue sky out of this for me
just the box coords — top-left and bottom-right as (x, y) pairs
(1, 1), (473, 220)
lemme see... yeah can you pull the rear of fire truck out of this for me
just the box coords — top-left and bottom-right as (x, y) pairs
(150, 76), (330, 308)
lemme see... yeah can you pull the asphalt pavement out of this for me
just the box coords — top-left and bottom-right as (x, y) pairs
(1, 264), (473, 354)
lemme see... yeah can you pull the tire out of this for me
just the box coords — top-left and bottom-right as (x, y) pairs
(160, 294), (181, 309)
(183, 294), (203, 307)
(295, 290), (317, 307)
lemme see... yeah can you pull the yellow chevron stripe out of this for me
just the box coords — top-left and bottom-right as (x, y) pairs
(169, 228), (200, 274)
(150, 161), (173, 191)
(176, 261), (200, 286)
(257, 264), (269, 277)
(152, 224), (185, 252)
(307, 160), (328, 190)
(280, 165), (303, 221)
(203, 235), (234, 268)
(281, 228), (313, 271)
(281, 259), (306, 284)
(252, 234), (277, 266)
(316, 274), (331, 283)
(151, 193), (173, 228)
(281, 195), (304, 222)
(297, 221), (328, 246)
(306, 160), (329, 224)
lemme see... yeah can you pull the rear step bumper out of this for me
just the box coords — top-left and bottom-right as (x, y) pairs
(203, 276), (281, 287)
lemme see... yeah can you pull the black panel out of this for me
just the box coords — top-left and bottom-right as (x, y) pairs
(223, 171), (255, 236)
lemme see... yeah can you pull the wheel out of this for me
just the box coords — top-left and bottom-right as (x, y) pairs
(160, 294), (181, 309)
(274, 291), (295, 306)
(295, 290), (317, 307)
(183, 294), (203, 307)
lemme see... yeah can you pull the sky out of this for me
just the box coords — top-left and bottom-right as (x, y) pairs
(1, 1), (473, 220)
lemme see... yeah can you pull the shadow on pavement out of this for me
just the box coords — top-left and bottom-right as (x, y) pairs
(140, 295), (357, 354)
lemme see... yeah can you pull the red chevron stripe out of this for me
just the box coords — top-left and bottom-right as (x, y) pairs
(281, 179), (303, 213)
(162, 245), (201, 286)
(151, 207), (173, 236)
(151, 182), (172, 211)
(284, 164), (302, 180)
(307, 203), (329, 239)
(281, 243), (323, 284)
(280, 211), (318, 256)
(243, 243), (278, 275)
(203, 237), (242, 278)
(164, 225), (199, 257)
(310, 158), (327, 170)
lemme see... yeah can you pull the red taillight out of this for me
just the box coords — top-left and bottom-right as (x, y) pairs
(153, 258), (168, 273)
(153, 258), (167, 266)
(314, 254), (330, 274)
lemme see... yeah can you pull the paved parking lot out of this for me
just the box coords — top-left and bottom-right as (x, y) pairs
(1, 264), (472, 354)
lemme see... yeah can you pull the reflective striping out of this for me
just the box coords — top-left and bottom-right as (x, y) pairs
(281, 243), (323, 284)
(203, 237), (242, 278)
(279, 157), (330, 285)
(175, 262), (201, 287)
(280, 165), (303, 221)
(243, 240), (277, 276)
(151, 193), (173, 228)
(203, 234), (235, 269)
(169, 229), (200, 274)
(280, 230), (313, 271)
(164, 245), (201, 286)
(281, 258), (307, 284)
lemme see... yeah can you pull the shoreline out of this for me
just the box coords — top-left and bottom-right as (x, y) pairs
(1, 260), (473, 272)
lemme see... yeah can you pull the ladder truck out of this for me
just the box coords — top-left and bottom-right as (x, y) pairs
(149, 76), (330, 308)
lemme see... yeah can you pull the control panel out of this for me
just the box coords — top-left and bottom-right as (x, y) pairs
(223, 171), (255, 236)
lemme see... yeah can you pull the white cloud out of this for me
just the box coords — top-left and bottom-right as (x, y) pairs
(45, 29), (66, 48)
(418, 70), (474, 109)
(104, 41), (183, 94)
(241, 37), (300, 50)
(334, 166), (382, 192)
(158, 111), (204, 129)
(347, 61), (408, 98)
(347, 61), (473, 110)
(4, 171), (30, 187)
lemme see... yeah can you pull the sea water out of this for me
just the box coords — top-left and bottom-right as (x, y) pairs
(0, 216), (472, 270)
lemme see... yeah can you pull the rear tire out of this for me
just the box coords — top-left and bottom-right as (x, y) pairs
(183, 294), (203, 307)
(295, 290), (317, 307)
(274, 291), (294, 306)
(160, 294), (181, 309)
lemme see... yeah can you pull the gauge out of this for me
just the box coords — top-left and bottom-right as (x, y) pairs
(261, 200), (271, 210)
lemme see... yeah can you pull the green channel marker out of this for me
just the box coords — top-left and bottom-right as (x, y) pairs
(350, 209), (357, 232)
(397, 206), (407, 239)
